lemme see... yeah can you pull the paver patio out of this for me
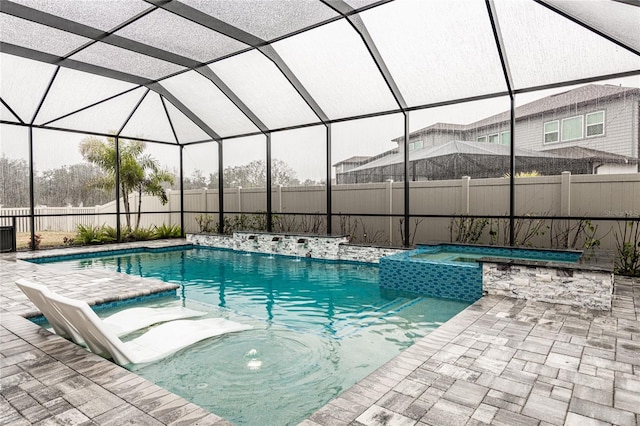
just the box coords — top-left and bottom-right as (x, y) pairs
(1, 241), (638, 425)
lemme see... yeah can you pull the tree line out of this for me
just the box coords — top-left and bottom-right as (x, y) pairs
(1, 137), (311, 212)
(0, 156), (112, 208)
(182, 158), (320, 190)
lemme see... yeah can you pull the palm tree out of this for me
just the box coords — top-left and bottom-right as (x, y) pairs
(79, 135), (174, 230)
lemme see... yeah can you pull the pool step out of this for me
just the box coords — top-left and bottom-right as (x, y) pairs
(333, 297), (424, 339)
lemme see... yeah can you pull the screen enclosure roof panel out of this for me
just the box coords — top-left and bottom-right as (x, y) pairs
(160, 70), (260, 138)
(114, 7), (249, 64)
(359, 0), (509, 107)
(208, 49), (320, 130)
(179, 0), (340, 41)
(0, 0), (638, 143)
(9, 0), (151, 31)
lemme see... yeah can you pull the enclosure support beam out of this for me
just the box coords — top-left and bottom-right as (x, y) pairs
(487, 0), (516, 246)
(0, 42), (151, 86)
(326, 124), (332, 235)
(218, 141), (224, 235)
(116, 89), (151, 241)
(403, 113), (410, 247)
(322, 0), (407, 110)
(28, 127), (35, 250)
(266, 133), (273, 232)
(197, 67), (269, 133)
(535, 0), (640, 57)
(27, 67), (59, 250)
(114, 137), (121, 242)
(1, 98), (24, 124)
(179, 146), (185, 237)
(509, 99), (516, 246)
(148, 83), (222, 142)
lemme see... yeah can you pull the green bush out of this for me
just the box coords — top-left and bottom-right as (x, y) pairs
(103, 225), (118, 242)
(154, 223), (182, 239)
(123, 226), (157, 242)
(76, 224), (114, 245)
(195, 214), (216, 233)
(614, 220), (640, 277)
(75, 223), (180, 244)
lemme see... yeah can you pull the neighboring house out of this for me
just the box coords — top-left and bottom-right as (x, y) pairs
(333, 156), (373, 175)
(336, 84), (640, 183)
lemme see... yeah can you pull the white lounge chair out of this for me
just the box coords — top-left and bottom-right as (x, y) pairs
(16, 278), (206, 337)
(16, 279), (83, 342)
(16, 279), (252, 365)
(45, 291), (252, 365)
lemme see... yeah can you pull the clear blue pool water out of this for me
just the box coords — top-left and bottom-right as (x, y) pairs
(411, 244), (582, 264)
(37, 247), (469, 425)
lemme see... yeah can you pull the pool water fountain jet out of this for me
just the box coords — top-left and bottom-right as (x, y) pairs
(244, 348), (262, 370)
(294, 238), (308, 262)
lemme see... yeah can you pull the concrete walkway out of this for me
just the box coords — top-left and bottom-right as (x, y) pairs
(1, 242), (639, 425)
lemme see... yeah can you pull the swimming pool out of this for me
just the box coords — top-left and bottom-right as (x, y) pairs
(34, 247), (469, 425)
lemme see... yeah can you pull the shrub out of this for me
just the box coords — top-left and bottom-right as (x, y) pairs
(449, 217), (488, 244)
(76, 224), (108, 245)
(154, 223), (182, 239)
(29, 233), (43, 250)
(102, 226), (118, 242)
(503, 170), (540, 178)
(125, 226), (157, 242)
(614, 220), (640, 277)
(195, 214), (216, 233)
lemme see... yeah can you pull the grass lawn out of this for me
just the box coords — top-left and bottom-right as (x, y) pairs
(16, 231), (76, 250)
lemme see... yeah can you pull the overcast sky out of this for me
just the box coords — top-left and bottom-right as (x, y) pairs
(2, 75), (638, 182)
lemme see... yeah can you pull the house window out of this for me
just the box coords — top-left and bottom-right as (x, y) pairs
(544, 120), (559, 144)
(477, 136), (487, 143)
(586, 111), (604, 137)
(561, 116), (583, 141)
(488, 134), (499, 143)
(414, 140), (424, 150)
(500, 131), (511, 145)
(409, 142), (415, 151)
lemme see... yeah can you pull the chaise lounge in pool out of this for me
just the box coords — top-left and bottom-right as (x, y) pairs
(16, 279), (253, 365)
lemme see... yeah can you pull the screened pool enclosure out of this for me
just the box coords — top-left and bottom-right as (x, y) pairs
(1, 0), (639, 252)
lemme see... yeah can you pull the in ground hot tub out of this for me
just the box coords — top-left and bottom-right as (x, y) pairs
(380, 244), (613, 310)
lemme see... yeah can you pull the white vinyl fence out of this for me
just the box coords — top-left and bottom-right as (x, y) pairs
(2, 173), (638, 250)
(0, 206), (100, 232)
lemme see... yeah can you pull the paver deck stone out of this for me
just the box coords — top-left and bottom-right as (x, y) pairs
(1, 242), (638, 425)
(521, 393), (568, 425)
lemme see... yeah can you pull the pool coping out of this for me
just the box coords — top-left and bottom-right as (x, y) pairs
(2, 240), (639, 426)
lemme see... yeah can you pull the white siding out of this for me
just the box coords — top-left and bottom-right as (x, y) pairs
(515, 98), (637, 157)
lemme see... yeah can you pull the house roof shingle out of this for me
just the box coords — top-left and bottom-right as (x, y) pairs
(394, 84), (640, 142)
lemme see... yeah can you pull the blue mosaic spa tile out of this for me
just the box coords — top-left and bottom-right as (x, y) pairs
(379, 244), (582, 303)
